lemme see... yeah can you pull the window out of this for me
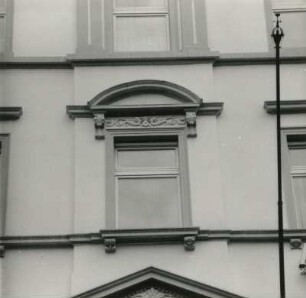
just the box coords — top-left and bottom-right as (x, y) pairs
(0, 135), (9, 235)
(67, 80), (204, 230)
(106, 132), (191, 229)
(272, 0), (306, 48)
(0, 2), (5, 53)
(282, 130), (306, 228)
(113, 0), (170, 52)
(0, 0), (13, 55)
(76, 0), (210, 57)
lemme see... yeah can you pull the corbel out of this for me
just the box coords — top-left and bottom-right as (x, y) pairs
(290, 238), (303, 249)
(104, 238), (116, 253)
(94, 113), (105, 140)
(185, 110), (197, 138)
(184, 236), (196, 251)
(299, 243), (306, 275)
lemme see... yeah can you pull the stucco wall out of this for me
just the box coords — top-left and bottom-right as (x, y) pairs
(11, 0), (273, 57)
(1, 70), (74, 235)
(13, 0), (76, 56)
(206, 0), (270, 53)
(3, 248), (72, 298)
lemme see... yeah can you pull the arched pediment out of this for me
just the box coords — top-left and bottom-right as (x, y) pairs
(88, 80), (203, 108)
(71, 267), (244, 298)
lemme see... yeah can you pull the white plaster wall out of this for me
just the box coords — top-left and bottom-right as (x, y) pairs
(214, 64), (306, 229)
(70, 242), (231, 296)
(229, 243), (279, 297)
(74, 119), (105, 232)
(3, 249), (72, 298)
(188, 116), (226, 229)
(74, 64), (215, 104)
(1, 70), (74, 235)
(206, 0), (269, 53)
(13, 0), (76, 56)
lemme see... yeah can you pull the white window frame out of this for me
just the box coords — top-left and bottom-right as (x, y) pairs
(282, 128), (306, 229)
(105, 130), (191, 229)
(112, 0), (170, 52)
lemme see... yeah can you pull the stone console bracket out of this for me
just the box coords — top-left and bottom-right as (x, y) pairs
(101, 227), (200, 253)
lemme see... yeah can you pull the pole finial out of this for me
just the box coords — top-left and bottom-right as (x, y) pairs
(272, 13), (284, 47)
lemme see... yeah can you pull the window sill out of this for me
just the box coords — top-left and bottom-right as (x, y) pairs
(100, 227), (200, 253)
(0, 107), (23, 121)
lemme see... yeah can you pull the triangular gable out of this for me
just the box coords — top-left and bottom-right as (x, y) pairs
(71, 267), (245, 298)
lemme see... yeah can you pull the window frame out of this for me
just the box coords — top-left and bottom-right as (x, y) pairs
(282, 128), (306, 229)
(105, 129), (192, 229)
(0, 0), (13, 56)
(112, 0), (171, 52)
(76, 0), (210, 58)
(0, 134), (9, 235)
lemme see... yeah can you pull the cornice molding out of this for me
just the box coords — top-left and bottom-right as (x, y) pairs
(264, 100), (306, 114)
(1, 229), (306, 250)
(1, 50), (306, 68)
(66, 102), (224, 120)
(0, 107), (23, 120)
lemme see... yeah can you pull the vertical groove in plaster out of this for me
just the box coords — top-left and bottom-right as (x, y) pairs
(176, 0), (183, 51)
(101, 0), (105, 49)
(87, 0), (92, 46)
(191, 0), (197, 44)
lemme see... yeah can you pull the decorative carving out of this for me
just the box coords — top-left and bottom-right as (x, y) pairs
(184, 236), (196, 251)
(94, 113), (105, 140)
(185, 111), (197, 137)
(126, 286), (182, 298)
(290, 238), (302, 249)
(105, 116), (186, 130)
(104, 238), (116, 253)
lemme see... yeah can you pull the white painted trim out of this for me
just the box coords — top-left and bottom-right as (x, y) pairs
(272, 0), (306, 12)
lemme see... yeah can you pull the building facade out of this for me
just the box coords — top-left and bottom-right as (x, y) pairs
(0, 0), (306, 297)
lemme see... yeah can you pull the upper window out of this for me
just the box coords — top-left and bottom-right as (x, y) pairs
(282, 130), (306, 228)
(76, 0), (210, 57)
(0, 0), (13, 55)
(110, 134), (188, 229)
(0, 135), (9, 235)
(113, 0), (170, 52)
(272, 0), (306, 48)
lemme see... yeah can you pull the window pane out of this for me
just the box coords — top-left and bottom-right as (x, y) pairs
(292, 176), (306, 227)
(114, 16), (169, 52)
(281, 12), (306, 48)
(0, 16), (5, 53)
(117, 149), (177, 169)
(115, 0), (167, 8)
(290, 149), (306, 166)
(117, 177), (180, 228)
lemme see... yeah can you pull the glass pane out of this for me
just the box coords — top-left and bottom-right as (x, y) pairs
(114, 16), (169, 52)
(115, 0), (167, 8)
(281, 12), (306, 48)
(117, 148), (177, 169)
(117, 177), (180, 228)
(0, 16), (5, 53)
(290, 149), (306, 166)
(292, 177), (306, 227)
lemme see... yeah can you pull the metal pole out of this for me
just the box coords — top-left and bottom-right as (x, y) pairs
(272, 13), (286, 298)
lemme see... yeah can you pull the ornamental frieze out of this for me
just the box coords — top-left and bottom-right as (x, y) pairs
(105, 116), (186, 129)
